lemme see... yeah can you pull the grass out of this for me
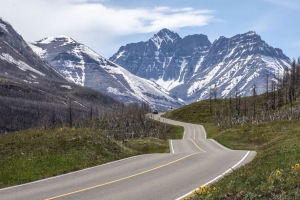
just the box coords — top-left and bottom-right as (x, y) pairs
(0, 124), (183, 188)
(189, 120), (300, 199)
(163, 100), (220, 139)
(125, 125), (184, 154)
(163, 100), (217, 124)
(163, 99), (300, 199)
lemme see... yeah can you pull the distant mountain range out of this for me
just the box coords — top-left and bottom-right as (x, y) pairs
(1, 16), (291, 119)
(29, 36), (183, 110)
(110, 29), (291, 103)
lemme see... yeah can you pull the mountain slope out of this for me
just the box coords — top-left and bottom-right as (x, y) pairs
(110, 28), (211, 91)
(0, 18), (119, 133)
(110, 29), (291, 103)
(29, 36), (183, 109)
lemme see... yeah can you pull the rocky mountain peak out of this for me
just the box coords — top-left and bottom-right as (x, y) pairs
(110, 30), (291, 103)
(245, 30), (257, 36)
(151, 28), (181, 49)
(30, 36), (183, 109)
(181, 34), (211, 55)
(35, 35), (76, 46)
(156, 28), (180, 41)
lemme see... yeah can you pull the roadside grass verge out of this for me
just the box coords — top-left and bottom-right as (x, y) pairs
(125, 125), (183, 154)
(163, 100), (300, 199)
(0, 125), (183, 188)
(189, 120), (300, 199)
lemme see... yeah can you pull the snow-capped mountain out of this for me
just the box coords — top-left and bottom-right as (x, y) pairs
(0, 18), (120, 132)
(0, 19), (67, 85)
(110, 29), (291, 103)
(29, 36), (183, 109)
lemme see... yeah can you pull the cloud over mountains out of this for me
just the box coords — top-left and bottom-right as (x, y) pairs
(0, 0), (214, 38)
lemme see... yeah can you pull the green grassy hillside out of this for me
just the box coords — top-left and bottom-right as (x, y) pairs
(0, 125), (183, 188)
(163, 98), (300, 199)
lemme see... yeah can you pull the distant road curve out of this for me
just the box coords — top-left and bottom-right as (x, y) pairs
(0, 113), (256, 200)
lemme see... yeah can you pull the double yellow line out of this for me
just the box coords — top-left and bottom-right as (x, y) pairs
(192, 126), (206, 153)
(191, 139), (206, 153)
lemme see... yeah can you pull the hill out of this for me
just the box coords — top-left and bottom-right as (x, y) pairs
(0, 18), (119, 133)
(163, 86), (300, 199)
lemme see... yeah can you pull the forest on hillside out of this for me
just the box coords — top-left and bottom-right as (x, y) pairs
(212, 58), (300, 129)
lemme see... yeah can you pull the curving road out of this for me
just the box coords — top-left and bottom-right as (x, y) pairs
(0, 114), (256, 200)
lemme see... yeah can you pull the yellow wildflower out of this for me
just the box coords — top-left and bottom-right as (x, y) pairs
(276, 170), (282, 175)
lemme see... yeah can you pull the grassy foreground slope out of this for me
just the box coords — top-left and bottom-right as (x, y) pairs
(0, 124), (183, 188)
(163, 100), (300, 199)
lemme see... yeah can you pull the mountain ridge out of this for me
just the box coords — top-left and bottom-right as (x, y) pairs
(0, 18), (120, 133)
(29, 36), (183, 110)
(110, 29), (291, 103)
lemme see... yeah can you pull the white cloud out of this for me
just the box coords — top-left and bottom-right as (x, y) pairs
(0, 0), (215, 57)
(0, 0), (214, 36)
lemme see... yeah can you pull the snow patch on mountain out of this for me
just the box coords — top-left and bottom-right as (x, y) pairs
(0, 53), (45, 76)
(36, 36), (75, 46)
(0, 22), (10, 35)
(102, 63), (175, 103)
(29, 36), (183, 109)
(151, 36), (163, 49)
(111, 29), (291, 103)
(61, 60), (85, 86)
(156, 77), (183, 91)
(60, 85), (72, 90)
(27, 42), (47, 58)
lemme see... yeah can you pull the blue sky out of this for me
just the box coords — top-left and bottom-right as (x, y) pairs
(1, 0), (299, 60)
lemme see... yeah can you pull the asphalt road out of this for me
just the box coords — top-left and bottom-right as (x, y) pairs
(0, 113), (256, 200)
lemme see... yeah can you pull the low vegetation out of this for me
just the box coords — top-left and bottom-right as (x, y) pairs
(0, 123), (183, 188)
(0, 78), (119, 133)
(0, 101), (183, 188)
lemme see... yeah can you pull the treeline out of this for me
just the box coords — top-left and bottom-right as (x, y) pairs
(0, 78), (119, 133)
(0, 96), (106, 133)
(0, 73), (173, 141)
(75, 102), (176, 141)
(212, 57), (300, 130)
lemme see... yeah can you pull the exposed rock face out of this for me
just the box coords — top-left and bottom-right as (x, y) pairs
(110, 29), (291, 103)
(110, 29), (211, 89)
(0, 19), (120, 132)
(30, 36), (183, 109)
(0, 19), (66, 84)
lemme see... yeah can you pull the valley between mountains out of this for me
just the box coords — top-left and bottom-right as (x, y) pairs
(1, 16), (299, 200)
(27, 26), (291, 107)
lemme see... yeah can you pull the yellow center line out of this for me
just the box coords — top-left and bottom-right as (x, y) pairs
(45, 153), (199, 200)
(193, 126), (196, 139)
(191, 139), (206, 153)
